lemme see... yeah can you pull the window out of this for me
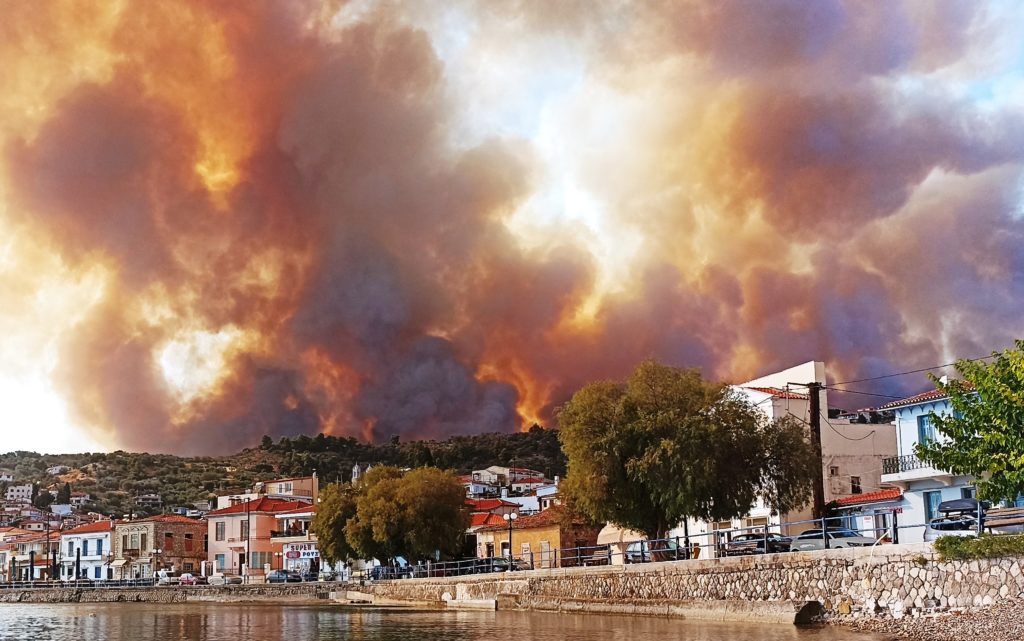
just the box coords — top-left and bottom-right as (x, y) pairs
(961, 487), (976, 500)
(130, 533), (139, 551)
(851, 476), (862, 494)
(82, 540), (89, 556)
(94, 567), (101, 579)
(924, 491), (943, 522)
(184, 533), (193, 552)
(184, 562), (194, 572)
(140, 534), (148, 553)
(917, 415), (936, 445)
(250, 551), (272, 569)
(241, 519), (250, 541)
(96, 539), (103, 556)
(67, 541), (74, 556)
(829, 466), (839, 477)
(215, 522), (225, 542)
(215, 554), (225, 570)
(122, 535), (128, 552)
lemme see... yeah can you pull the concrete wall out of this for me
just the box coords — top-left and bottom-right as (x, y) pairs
(361, 543), (1024, 620)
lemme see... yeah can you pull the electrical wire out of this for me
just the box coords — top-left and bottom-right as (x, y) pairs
(822, 385), (904, 401)
(830, 355), (996, 386)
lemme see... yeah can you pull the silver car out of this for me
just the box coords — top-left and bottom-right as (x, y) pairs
(789, 528), (876, 551)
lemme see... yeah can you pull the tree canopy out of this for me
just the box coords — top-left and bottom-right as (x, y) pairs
(312, 466), (469, 564)
(917, 341), (1024, 501)
(558, 360), (817, 538)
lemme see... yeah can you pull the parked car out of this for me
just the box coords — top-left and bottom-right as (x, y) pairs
(300, 570), (319, 582)
(178, 573), (207, 586)
(924, 498), (985, 541)
(789, 529), (876, 552)
(266, 570), (303, 584)
(723, 533), (793, 556)
(156, 570), (181, 585)
(624, 539), (684, 563)
(207, 573), (243, 586)
(488, 557), (532, 572)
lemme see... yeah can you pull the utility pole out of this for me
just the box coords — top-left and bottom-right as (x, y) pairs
(807, 381), (826, 520)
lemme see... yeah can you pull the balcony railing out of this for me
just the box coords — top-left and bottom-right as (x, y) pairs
(270, 530), (311, 539)
(882, 454), (931, 475)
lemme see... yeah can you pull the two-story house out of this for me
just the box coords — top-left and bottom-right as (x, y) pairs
(207, 497), (310, 579)
(113, 515), (207, 579)
(878, 384), (975, 541)
(60, 520), (116, 580)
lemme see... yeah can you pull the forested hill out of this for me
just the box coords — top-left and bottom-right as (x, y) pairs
(0, 426), (566, 519)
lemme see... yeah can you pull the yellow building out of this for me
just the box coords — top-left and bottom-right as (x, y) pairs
(475, 507), (600, 569)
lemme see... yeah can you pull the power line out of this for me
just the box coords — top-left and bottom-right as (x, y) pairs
(831, 355), (995, 386)
(822, 385), (903, 401)
(820, 409), (876, 442)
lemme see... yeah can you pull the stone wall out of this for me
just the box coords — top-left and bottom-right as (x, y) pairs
(0, 582), (334, 604)
(361, 543), (1024, 620)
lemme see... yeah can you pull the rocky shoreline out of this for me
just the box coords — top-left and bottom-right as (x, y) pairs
(833, 598), (1024, 641)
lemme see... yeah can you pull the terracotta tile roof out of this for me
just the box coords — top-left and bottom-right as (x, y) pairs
(470, 513), (505, 528)
(207, 498), (309, 517)
(131, 514), (206, 524)
(273, 505), (317, 517)
(478, 507), (577, 532)
(836, 488), (903, 507)
(513, 477), (547, 484)
(877, 382), (975, 410)
(743, 386), (810, 400)
(465, 498), (518, 511)
(62, 521), (118, 535)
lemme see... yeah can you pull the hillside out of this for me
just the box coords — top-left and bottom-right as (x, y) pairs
(0, 426), (567, 518)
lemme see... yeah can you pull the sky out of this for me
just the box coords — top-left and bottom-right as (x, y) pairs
(2, 0), (1024, 455)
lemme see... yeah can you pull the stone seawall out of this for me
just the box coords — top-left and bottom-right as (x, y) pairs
(0, 583), (334, 604)
(361, 543), (1024, 621)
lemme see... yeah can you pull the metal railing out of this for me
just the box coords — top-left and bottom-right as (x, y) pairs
(362, 513), (949, 581)
(882, 454), (932, 475)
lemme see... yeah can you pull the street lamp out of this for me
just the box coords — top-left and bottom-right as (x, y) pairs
(151, 548), (163, 578)
(502, 512), (518, 571)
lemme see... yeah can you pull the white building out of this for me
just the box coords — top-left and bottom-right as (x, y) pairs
(878, 387), (975, 542)
(60, 521), (116, 581)
(0, 471), (13, 483)
(676, 361), (897, 555)
(5, 484), (33, 504)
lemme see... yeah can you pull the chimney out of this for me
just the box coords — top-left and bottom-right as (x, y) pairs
(554, 476), (560, 486)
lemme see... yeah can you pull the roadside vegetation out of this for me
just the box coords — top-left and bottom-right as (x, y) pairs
(933, 534), (1024, 561)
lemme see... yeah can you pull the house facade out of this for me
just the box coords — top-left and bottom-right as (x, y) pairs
(5, 484), (33, 504)
(677, 361), (898, 554)
(475, 507), (600, 569)
(878, 387), (975, 542)
(206, 497), (309, 579)
(60, 520), (116, 580)
(113, 515), (207, 579)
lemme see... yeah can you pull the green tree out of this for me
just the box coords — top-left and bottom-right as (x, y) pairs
(558, 360), (817, 538)
(56, 482), (72, 504)
(340, 466), (469, 562)
(917, 341), (1024, 501)
(311, 483), (359, 565)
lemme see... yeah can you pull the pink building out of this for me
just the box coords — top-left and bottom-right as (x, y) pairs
(206, 497), (310, 579)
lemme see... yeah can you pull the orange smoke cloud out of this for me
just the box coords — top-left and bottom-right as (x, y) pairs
(2, 0), (1024, 454)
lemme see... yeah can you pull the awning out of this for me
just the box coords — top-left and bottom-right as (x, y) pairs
(110, 559), (127, 567)
(596, 525), (645, 546)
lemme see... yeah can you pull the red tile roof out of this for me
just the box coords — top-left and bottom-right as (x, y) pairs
(132, 514), (206, 524)
(877, 382), (975, 410)
(470, 513), (505, 528)
(513, 477), (547, 484)
(465, 498), (518, 512)
(836, 488), (903, 507)
(62, 521), (117, 535)
(208, 498), (310, 517)
(274, 505), (317, 517)
(478, 507), (578, 532)
(744, 386), (810, 400)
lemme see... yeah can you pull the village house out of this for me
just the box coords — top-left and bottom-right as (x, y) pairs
(5, 484), (33, 504)
(878, 383), (978, 541)
(13, 531), (60, 580)
(60, 520), (116, 580)
(113, 515), (206, 579)
(206, 497), (309, 579)
(215, 474), (319, 510)
(677, 361), (898, 555)
(0, 471), (13, 483)
(475, 506), (601, 569)
(272, 504), (320, 575)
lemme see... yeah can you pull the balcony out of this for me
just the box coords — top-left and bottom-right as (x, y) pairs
(880, 454), (958, 487)
(882, 455), (930, 475)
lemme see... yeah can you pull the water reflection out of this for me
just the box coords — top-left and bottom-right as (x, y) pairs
(0, 603), (884, 641)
